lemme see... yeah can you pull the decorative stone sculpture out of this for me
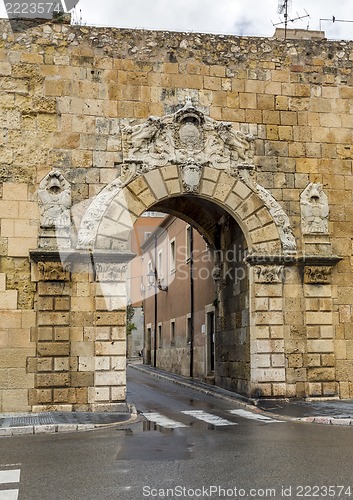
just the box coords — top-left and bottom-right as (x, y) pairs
(37, 261), (71, 281)
(38, 171), (71, 249)
(181, 158), (203, 193)
(304, 265), (332, 284)
(216, 122), (254, 163)
(126, 116), (163, 157)
(301, 183), (329, 234)
(38, 171), (71, 229)
(255, 265), (284, 283)
(119, 99), (255, 182)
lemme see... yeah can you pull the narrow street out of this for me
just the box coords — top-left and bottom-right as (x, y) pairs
(0, 366), (352, 499)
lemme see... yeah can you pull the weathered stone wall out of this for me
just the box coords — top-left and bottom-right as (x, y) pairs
(217, 217), (250, 394)
(1, 17), (353, 409)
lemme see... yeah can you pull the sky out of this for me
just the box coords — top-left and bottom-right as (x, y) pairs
(1, 0), (353, 40)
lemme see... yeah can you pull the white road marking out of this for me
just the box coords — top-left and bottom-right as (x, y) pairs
(0, 470), (20, 485)
(229, 409), (283, 423)
(143, 412), (188, 428)
(0, 469), (21, 500)
(0, 490), (19, 500)
(182, 410), (237, 426)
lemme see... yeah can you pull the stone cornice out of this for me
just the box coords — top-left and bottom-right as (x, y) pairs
(296, 255), (342, 266)
(29, 249), (136, 263)
(246, 254), (342, 266)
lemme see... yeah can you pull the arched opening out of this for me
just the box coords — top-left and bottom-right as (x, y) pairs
(127, 195), (251, 395)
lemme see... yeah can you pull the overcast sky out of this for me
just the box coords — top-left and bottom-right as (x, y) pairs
(1, 1), (353, 40)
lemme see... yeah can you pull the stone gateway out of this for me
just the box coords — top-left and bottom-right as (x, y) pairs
(0, 18), (352, 412)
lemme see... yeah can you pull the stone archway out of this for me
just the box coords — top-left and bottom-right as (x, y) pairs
(29, 102), (300, 412)
(73, 101), (298, 402)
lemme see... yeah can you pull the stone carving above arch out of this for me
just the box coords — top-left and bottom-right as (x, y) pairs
(181, 159), (203, 193)
(77, 101), (296, 255)
(119, 99), (255, 185)
(300, 183), (329, 234)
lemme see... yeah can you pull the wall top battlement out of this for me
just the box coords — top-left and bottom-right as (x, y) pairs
(0, 18), (353, 69)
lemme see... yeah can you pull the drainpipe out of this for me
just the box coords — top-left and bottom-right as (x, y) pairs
(153, 234), (158, 368)
(190, 227), (194, 378)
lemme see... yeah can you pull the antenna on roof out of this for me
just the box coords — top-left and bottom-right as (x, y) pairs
(319, 16), (353, 32)
(272, 0), (310, 39)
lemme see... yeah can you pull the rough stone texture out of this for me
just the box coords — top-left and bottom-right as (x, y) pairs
(2, 18), (353, 409)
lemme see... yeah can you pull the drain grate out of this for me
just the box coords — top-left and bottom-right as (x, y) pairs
(10, 413), (55, 427)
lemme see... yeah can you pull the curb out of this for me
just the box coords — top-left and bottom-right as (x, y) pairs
(300, 416), (353, 426)
(0, 408), (139, 437)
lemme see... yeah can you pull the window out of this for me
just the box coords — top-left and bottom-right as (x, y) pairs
(186, 225), (191, 262)
(144, 231), (151, 241)
(186, 314), (192, 345)
(158, 250), (163, 278)
(158, 323), (162, 348)
(147, 260), (153, 288)
(170, 239), (176, 273)
(170, 320), (176, 346)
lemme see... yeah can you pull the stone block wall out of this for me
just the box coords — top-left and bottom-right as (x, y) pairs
(1, 17), (353, 408)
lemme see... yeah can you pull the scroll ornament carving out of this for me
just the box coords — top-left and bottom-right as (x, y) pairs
(38, 171), (71, 229)
(77, 180), (124, 249)
(304, 266), (332, 284)
(255, 265), (284, 283)
(256, 185), (296, 255)
(301, 183), (329, 234)
(238, 174), (297, 255)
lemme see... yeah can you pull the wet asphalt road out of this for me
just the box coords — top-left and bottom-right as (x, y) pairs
(1, 366), (353, 500)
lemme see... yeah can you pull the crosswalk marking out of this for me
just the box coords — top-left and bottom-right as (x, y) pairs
(0, 490), (19, 500)
(142, 412), (187, 428)
(229, 409), (283, 423)
(142, 409), (284, 431)
(181, 410), (237, 426)
(0, 469), (20, 500)
(0, 470), (20, 485)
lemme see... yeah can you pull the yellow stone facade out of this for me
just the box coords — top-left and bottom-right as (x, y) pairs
(1, 17), (353, 411)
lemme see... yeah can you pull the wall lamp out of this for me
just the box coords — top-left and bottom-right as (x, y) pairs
(147, 268), (168, 292)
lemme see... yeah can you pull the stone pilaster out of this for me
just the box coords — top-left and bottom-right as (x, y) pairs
(28, 259), (72, 411)
(247, 256), (289, 398)
(29, 250), (132, 412)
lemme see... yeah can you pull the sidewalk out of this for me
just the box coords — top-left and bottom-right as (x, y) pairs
(0, 407), (137, 437)
(129, 362), (353, 427)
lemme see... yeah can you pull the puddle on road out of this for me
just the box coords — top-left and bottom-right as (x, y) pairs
(142, 420), (175, 434)
(116, 430), (194, 461)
